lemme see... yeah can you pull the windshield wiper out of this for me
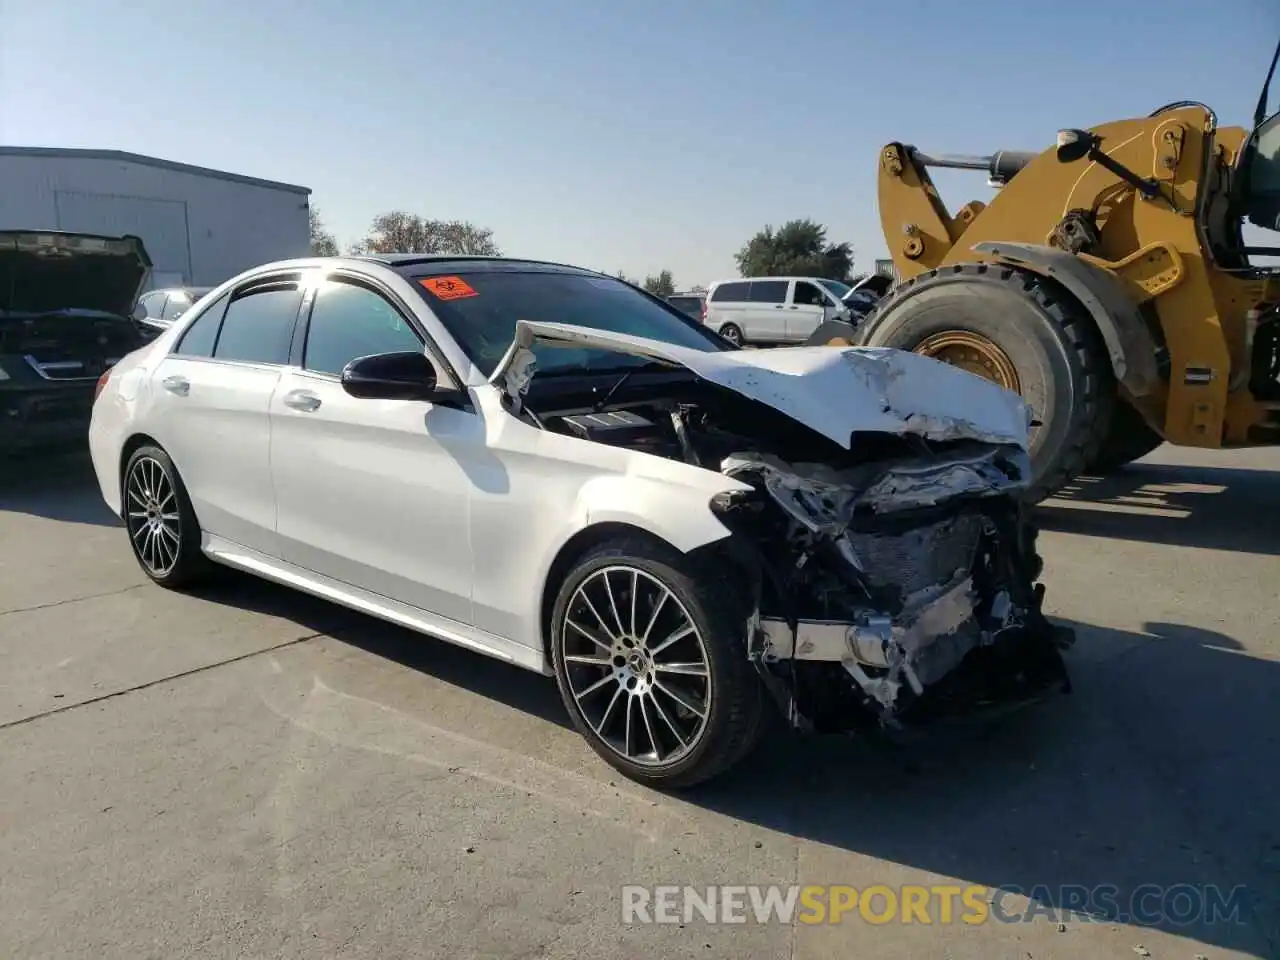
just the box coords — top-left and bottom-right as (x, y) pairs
(592, 361), (669, 411)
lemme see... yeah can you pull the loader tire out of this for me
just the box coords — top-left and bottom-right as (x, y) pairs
(1087, 400), (1163, 473)
(850, 263), (1115, 503)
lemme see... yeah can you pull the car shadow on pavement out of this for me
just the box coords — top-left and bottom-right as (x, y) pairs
(0, 451), (120, 527)
(685, 617), (1279, 957)
(1035, 461), (1280, 555)
(188, 571), (574, 731)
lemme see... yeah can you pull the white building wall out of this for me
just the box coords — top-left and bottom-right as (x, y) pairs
(0, 150), (311, 289)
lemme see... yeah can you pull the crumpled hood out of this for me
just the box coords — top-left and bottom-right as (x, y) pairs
(490, 320), (1031, 450)
(0, 230), (152, 318)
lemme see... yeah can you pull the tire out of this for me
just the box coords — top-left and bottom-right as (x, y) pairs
(1087, 400), (1164, 473)
(121, 444), (212, 589)
(718, 323), (744, 346)
(853, 263), (1115, 503)
(550, 535), (765, 790)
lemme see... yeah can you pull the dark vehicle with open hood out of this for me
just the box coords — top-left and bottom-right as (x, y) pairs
(1, 230), (152, 455)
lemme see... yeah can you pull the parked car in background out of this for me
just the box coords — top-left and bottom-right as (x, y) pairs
(89, 253), (1066, 788)
(1, 230), (151, 454)
(703, 277), (852, 346)
(135, 285), (215, 338)
(665, 291), (706, 321)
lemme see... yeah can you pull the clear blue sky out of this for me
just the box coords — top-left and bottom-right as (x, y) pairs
(1, 0), (1277, 286)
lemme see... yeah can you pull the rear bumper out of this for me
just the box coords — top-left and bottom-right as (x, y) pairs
(0, 382), (94, 453)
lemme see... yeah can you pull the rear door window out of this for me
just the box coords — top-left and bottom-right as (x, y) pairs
(212, 282), (302, 365)
(747, 280), (787, 304)
(173, 292), (230, 358)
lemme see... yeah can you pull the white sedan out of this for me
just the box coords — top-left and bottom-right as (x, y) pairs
(89, 255), (1071, 788)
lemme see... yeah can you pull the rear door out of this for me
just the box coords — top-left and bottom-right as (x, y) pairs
(786, 280), (830, 341)
(745, 279), (789, 341)
(706, 281), (749, 336)
(145, 272), (308, 557)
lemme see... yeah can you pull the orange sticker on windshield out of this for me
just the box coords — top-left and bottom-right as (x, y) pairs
(420, 276), (478, 301)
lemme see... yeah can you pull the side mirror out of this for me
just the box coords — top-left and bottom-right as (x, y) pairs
(341, 351), (442, 401)
(131, 303), (148, 322)
(1055, 129), (1096, 164)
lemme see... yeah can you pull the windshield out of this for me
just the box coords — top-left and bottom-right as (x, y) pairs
(819, 279), (851, 298)
(411, 269), (727, 376)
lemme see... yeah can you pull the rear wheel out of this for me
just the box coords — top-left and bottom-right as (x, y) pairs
(718, 323), (744, 346)
(846, 264), (1115, 502)
(122, 445), (211, 588)
(550, 536), (764, 789)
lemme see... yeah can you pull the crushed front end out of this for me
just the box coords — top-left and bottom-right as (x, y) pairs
(710, 441), (1073, 735)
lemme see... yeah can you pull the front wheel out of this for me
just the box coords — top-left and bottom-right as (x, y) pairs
(550, 536), (764, 789)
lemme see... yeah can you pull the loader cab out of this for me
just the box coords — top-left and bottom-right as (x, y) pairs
(1237, 110), (1280, 236)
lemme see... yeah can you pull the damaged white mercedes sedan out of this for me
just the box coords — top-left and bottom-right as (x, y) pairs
(89, 255), (1072, 788)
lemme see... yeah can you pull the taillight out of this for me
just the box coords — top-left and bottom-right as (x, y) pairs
(94, 368), (113, 402)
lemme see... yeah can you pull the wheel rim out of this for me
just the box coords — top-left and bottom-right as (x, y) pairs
(561, 565), (711, 767)
(125, 457), (182, 576)
(721, 326), (741, 345)
(914, 330), (1022, 394)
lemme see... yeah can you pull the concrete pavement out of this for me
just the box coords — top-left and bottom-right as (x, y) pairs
(1, 446), (1276, 959)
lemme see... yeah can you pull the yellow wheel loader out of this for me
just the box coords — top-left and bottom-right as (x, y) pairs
(807, 40), (1280, 502)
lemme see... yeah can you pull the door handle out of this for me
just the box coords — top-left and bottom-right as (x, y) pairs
(789, 305), (799, 309)
(283, 389), (322, 412)
(774, 305), (784, 309)
(161, 375), (190, 397)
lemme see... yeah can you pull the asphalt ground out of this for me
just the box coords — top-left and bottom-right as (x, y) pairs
(1, 444), (1277, 959)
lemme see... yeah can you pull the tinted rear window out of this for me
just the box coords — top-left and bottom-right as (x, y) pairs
(411, 270), (725, 377)
(747, 280), (787, 304)
(710, 282), (749, 302)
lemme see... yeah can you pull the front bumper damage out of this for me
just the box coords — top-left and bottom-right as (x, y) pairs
(715, 445), (1073, 735)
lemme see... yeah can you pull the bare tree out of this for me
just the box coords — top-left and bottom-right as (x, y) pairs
(350, 211), (501, 256)
(309, 205), (339, 257)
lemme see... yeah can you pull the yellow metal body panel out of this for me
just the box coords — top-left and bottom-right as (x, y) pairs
(876, 106), (1275, 448)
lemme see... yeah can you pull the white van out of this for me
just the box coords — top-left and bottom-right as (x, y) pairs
(703, 277), (852, 346)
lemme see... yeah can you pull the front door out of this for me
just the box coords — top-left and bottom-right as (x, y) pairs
(786, 280), (829, 341)
(269, 275), (477, 626)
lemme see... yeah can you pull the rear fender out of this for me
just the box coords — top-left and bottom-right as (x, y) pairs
(973, 241), (1160, 397)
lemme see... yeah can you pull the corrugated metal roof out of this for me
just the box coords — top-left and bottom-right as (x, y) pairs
(0, 146), (311, 195)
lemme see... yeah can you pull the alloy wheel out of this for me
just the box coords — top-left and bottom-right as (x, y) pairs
(560, 565), (712, 766)
(125, 456), (182, 577)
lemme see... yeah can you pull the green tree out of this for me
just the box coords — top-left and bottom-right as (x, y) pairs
(642, 269), (676, 297)
(734, 219), (853, 281)
(349, 211), (501, 256)
(309, 205), (339, 257)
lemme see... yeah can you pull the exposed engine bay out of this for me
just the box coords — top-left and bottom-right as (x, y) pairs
(523, 358), (1073, 736)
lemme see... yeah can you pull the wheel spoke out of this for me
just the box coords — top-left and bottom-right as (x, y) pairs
(654, 661), (708, 677)
(649, 624), (694, 656)
(602, 571), (626, 637)
(594, 686), (624, 735)
(575, 587), (619, 642)
(574, 672), (616, 700)
(566, 617), (612, 653)
(647, 691), (687, 748)
(564, 653), (612, 666)
(629, 570), (639, 637)
(655, 679), (706, 719)
(640, 590), (668, 645)
(638, 694), (661, 761)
